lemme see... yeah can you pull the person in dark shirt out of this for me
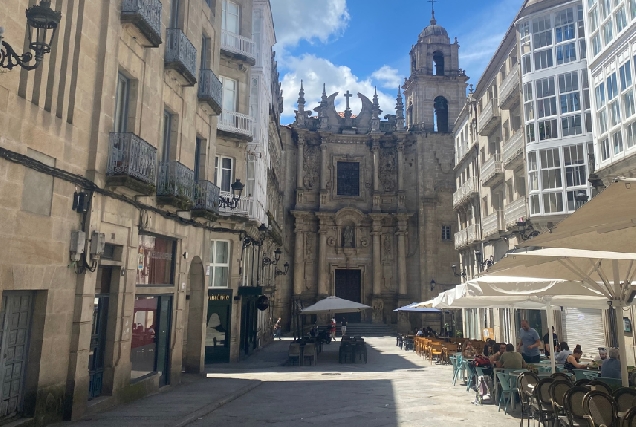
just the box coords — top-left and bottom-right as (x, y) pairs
(542, 326), (558, 357)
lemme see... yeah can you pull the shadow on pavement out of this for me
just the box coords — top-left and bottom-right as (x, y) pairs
(207, 338), (423, 374)
(187, 379), (399, 427)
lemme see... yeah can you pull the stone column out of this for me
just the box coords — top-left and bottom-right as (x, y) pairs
(370, 215), (384, 323)
(372, 141), (381, 212)
(397, 142), (406, 210)
(297, 137), (305, 188)
(397, 219), (408, 296)
(320, 140), (328, 190)
(317, 218), (328, 297)
(293, 221), (305, 296)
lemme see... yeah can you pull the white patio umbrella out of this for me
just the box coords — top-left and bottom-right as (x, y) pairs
(487, 248), (636, 386)
(301, 296), (371, 314)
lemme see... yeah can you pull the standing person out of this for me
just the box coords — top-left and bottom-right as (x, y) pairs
(330, 317), (337, 341)
(542, 326), (558, 357)
(518, 319), (542, 364)
(273, 318), (282, 340)
(340, 317), (348, 338)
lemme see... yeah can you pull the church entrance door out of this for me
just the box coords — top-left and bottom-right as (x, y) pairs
(334, 269), (362, 323)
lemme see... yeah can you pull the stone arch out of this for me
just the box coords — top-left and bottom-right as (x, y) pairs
(434, 96), (449, 133)
(184, 256), (205, 373)
(433, 51), (445, 76)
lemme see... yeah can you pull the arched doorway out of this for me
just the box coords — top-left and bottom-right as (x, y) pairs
(184, 257), (205, 373)
(434, 96), (449, 133)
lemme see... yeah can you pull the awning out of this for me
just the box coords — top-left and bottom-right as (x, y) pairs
(394, 302), (441, 312)
(301, 296), (371, 314)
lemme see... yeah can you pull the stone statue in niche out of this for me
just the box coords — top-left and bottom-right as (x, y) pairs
(342, 226), (355, 248)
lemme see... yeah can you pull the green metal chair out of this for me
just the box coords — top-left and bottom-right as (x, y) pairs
(496, 372), (515, 414)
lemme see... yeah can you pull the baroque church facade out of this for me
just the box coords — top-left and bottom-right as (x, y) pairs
(280, 13), (468, 331)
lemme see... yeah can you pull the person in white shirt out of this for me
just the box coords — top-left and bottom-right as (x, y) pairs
(555, 342), (572, 364)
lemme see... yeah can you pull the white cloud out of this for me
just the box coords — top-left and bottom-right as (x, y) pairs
(371, 65), (402, 90)
(271, 0), (350, 49)
(280, 54), (399, 124)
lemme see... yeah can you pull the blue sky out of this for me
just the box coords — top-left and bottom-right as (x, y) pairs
(270, 0), (524, 124)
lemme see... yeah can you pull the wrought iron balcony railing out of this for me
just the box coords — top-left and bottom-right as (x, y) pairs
(221, 30), (256, 63)
(165, 28), (197, 86)
(157, 161), (194, 207)
(120, 0), (162, 47)
(193, 180), (220, 216)
(107, 133), (157, 193)
(198, 69), (222, 114)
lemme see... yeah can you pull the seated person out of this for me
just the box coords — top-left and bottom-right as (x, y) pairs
(594, 347), (608, 366)
(555, 342), (572, 364)
(564, 348), (588, 372)
(600, 348), (621, 379)
(416, 328), (424, 337)
(489, 343), (507, 365)
(463, 342), (476, 358)
(498, 343), (526, 369)
(483, 338), (494, 357)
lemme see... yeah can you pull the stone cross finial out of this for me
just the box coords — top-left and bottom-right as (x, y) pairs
(428, 0), (437, 24)
(344, 90), (353, 119)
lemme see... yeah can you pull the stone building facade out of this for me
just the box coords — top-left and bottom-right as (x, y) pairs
(0, 0), (282, 424)
(281, 14), (465, 333)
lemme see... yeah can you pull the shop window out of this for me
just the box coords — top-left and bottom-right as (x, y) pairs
(209, 240), (230, 288)
(136, 235), (176, 286)
(131, 295), (172, 386)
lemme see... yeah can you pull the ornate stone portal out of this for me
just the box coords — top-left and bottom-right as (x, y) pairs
(284, 14), (466, 332)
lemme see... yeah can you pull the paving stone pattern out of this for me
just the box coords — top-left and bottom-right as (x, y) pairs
(61, 338), (521, 427)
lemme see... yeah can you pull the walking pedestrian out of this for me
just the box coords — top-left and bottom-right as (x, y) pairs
(330, 317), (337, 341)
(274, 318), (282, 340)
(518, 319), (542, 364)
(341, 317), (347, 337)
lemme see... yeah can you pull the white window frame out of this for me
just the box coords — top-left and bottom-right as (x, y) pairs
(114, 73), (130, 133)
(209, 240), (231, 288)
(215, 155), (235, 192)
(222, 0), (240, 34)
(220, 76), (238, 113)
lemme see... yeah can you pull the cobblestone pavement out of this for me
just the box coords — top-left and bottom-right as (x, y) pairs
(59, 337), (522, 427)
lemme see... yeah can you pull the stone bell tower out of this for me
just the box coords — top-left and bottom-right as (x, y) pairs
(403, 10), (469, 133)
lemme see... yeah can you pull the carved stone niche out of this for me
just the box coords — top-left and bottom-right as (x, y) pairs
(379, 147), (397, 193)
(333, 207), (367, 255)
(303, 144), (321, 190)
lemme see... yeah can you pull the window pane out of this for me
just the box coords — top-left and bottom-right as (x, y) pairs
(213, 267), (229, 287)
(215, 241), (229, 264)
(137, 235), (174, 285)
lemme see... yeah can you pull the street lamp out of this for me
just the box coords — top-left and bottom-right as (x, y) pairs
(574, 190), (589, 209)
(219, 179), (244, 209)
(0, 1), (62, 71)
(275, 262), (290, 276)
(263, 247), (282, 266)
(451, 264), (467, 280)
(515, 220), (540, 241)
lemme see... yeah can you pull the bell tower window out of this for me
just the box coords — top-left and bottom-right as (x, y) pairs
(433, 51), (445, 76)
(434, 96), (449, 133)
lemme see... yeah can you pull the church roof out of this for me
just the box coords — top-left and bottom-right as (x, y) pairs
(419, 13), (448, 38)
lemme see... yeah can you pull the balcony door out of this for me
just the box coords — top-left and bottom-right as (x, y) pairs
(220, 76), (237, 128)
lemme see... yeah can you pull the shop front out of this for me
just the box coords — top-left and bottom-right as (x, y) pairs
(205, 289), (233, 363)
